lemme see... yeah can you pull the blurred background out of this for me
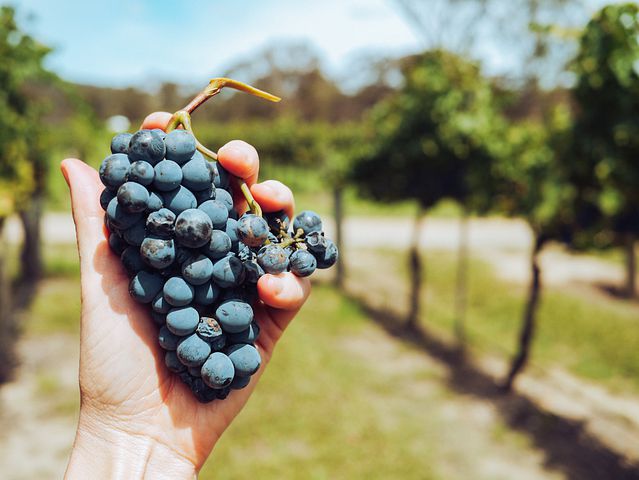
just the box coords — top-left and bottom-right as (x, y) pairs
(1, 0), (638, 478)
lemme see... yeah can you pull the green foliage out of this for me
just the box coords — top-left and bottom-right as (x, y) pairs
(0, 6), (51, 218)
(494, 107), (576, 241)
(572, 2), (639, 237)
(350, 50), (505, 212)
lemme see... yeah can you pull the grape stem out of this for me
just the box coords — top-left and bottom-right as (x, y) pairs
(163, 78), (281, 217)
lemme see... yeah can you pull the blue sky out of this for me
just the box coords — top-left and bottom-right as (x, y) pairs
(13, 0), (422, 87)
(12, 0), (611, 89)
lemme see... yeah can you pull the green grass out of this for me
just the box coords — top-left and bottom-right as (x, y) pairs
(349, 248), (639, 393)
(200, 285), (441, 479)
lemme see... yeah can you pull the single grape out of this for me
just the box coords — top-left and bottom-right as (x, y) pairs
(201, 352), (235, 389)
(99, 153), (130, 191)
(163, 276), (194, 307)
(202, 230), (232, 260)
(182, 254), (214, 286)
(110, 132), (133, 154)
(191, 377), (219, 403)
(140, 237), (175, 270)
(227, 323), (260, 344)
(215, 300), (253, 333)
(158, 325), (181, 350)
(215, 188), (234, 213)
(123, 220), (146, 246)
(198, 200), (228, 229)
(243, 260), (264, 283)
(146, 208), (176, 238)
(289, 249), (317, 277)
(257, 244), (289, 274)
(315, 239), (338, 269)
(99, 189), (116, 211)
(197, 319), (226, 349)
(164, 130), (196, 165)
(225, 218), (240, 250)
(153, 160), (183, 192)
(147, 191), (164, 212)
(305, 231), (327, 254)
(127, 160), (154, 186)
(120, 246), (145, 275)
(194, 184), (216, 205)
(181, 152), (213, 191)
(163, 186), (197, 215)
(108, 232), (127, 255)
(226, 343), (261, 377)
(293, 210), (322, 235)
(128, 129), (165, 165)
(237, 214), (269, 247)
(210, 161), (231, 189)
(166, 306), (199, 336)
(165, 351), (186, 373)
(211, 256), (246, 288)
(175, 209), (213, 248)
(177, 333), (212, 367)
(106, 197), (142, 230)
(230, 375), (251, 390)
(152, 292), (171, 314)
(193, 281), (220, 305)
(129, 271), (164, 303)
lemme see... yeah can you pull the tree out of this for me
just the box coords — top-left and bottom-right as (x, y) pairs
(351, 50), (503, 330)
(497, 106), (576, 391)
(571, 3), (639, 298)
(0, 6), (52, 382)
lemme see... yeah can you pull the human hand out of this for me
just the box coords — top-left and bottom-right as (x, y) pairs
(63, 112), (311, 479)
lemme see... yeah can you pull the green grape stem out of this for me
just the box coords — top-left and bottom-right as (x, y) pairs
(162, 78), (281, 217)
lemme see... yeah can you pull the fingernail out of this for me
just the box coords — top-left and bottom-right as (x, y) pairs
(264, 274), (284, 295)
(259, 182), (277, 197)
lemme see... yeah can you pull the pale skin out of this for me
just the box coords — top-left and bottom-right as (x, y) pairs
(63, 112), (310, 479)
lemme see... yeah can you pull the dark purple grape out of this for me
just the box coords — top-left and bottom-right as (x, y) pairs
(128, 129), (165, 165)
(175, 209), (213, 248)
(111, 133), (133, 154)
(201, 352), (234, 389)
(237, 214), (269, 247)
(164, 130), (196, 165)
(293, 210), (322, 235)
(257, 244), (289, 274)
(289, 249), (317, 277)
(99, 153), (130, 191)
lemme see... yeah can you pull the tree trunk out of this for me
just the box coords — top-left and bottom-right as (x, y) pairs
(502, 233), (545, 392)
(0, 219), (15, 384)
(454, 208), (469, 348)
(17, 193), (43, 308)
(333, 185), (345, 289)
(624, 234), (636, 299)
(407, 206), (425, 329)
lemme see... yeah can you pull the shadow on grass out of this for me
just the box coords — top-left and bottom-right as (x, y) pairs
(594, 282), (639, 304)
(343, 289), (639, 480)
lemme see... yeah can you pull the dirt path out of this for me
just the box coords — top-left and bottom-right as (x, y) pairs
(0, 334), (79, 479)
(339, 329), (564, 480)
(344, 248), (639, 474)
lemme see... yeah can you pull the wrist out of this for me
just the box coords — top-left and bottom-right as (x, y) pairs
(65, 409), (198, 480)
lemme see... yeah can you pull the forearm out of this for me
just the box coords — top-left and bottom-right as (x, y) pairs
(65, 412), (197, 480)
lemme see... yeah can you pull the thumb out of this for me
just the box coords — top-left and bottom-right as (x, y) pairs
(61, 158), (106, 262)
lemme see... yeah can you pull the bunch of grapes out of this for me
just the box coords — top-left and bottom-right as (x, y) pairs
(99, 125), (337, 403)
